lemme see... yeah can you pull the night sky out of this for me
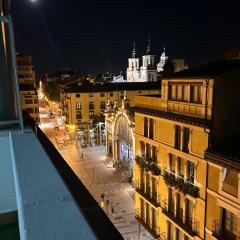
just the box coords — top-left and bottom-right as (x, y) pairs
(12, 0), (240, 77)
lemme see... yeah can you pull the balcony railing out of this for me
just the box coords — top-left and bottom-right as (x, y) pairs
(135, 181), (160, 207)
(161, 200), (199, 237)
(212, 220), (240, 240)
(135, 209), (160, 239)
(163, 168), (199, 198)
(135, 155), (161, 176)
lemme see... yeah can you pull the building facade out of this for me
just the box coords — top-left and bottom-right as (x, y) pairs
(105, 97), (135, 178)
(19, 84), (40, 122)
(205, 140), (240, 240)
(133, 60), (240, 240)
(16, 54), (36, 86)
(60, 82), (161, 126)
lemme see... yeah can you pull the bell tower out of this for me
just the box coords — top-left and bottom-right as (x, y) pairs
(126, 42), (140, 82)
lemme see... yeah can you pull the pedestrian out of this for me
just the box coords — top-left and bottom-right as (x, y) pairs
(111, 206), (114, 216)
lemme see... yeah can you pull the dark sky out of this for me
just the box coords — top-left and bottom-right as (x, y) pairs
(12, 0), (240, 77)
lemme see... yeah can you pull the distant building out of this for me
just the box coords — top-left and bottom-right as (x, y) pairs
(172, 58), (188, 72)
(19, 84), (39, 123)
(16, 54), (39, 123)
(126, 41), (168, 82)
(60, 82), (161, 126)
(224, 48), (240, 60)
(16, 54), (36, 86)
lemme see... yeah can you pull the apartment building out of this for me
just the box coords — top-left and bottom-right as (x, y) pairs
(205, 139), (240, 240)
(133, 59), (240, 240)
(16, 54), (36, 86)
(60, 82), (161, 126)
(19, 84), (39, 122)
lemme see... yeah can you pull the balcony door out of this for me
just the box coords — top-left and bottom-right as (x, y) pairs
(221, 208), (238, 237)
(185, 199), (193, 229)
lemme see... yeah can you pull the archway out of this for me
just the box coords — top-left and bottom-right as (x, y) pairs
(113, 113), (134, 176)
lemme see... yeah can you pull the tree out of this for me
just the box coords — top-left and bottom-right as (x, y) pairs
(44, 81), (60, 102)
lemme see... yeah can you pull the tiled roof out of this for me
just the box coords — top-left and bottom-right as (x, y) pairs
(205, 137), (240, 169)
(132, 106), (212, 128)
(163, 59), (240, 78)
(62, 82), (161, 93)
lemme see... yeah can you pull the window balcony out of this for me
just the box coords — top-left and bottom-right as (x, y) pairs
(135, 209), (160, 239)
(135, 155), (161, 176)
(163, 168), (199, 198)
(161, 200), (199, 237)
(135, 181), (160, 207)
(212, 220), (240, 240)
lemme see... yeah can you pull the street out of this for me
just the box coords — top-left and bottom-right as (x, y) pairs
(39, 103), (153, 240)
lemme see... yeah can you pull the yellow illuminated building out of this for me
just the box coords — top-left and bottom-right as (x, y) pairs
(133, 60), (240, 239)
(60, 82), (161, 126)
(205, 140), (240, 240)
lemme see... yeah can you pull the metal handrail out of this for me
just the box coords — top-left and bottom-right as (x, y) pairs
(135, 180), (160, 205)
(162, 200), (198, 235)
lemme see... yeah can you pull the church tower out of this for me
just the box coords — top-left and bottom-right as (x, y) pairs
(126, 42), (140, 82)
(140, 37), (157, 82)
(157, 46), (168, 72)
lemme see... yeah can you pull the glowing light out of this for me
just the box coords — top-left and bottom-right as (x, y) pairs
(29, 0), (37, 2)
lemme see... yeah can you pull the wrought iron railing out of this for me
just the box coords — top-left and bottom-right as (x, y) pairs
(163, 168), (199, 197)
(135, 181), (160, 207)
(212, 220), (240, 240)
(135, 155), (161, 176)
(135, 209), (160, 239)
(161, 200), (199, 237)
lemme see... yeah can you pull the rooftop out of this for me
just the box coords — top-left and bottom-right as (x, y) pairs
(61, 81), (161, 93)
(132, 106), (211, 128)
(163, 59), (240, 78)
(205, 137), (240, 170)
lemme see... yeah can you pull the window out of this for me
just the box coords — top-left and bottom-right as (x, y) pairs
(140, 141), (146, 156)
(89, 102), (94, 110)
(110, 92), (113, 97)
(25, 99), (33, 104)
(100, 101), (105, 109)
(222, 168), (238, 197)
(182, 127), (190, 153)
(26, 108), (33, 113)
(152, 146), (157, 162)
(76, 102), (81, 110)
(186, 161), (195, 183)
(149, 118), (154, 140)
(144, 117), (148, 137)
(34, 99), (38, 104)
(177, 157), (183, 177)
(146, 143), (151, 159)
(169, 153), (176, 172)
(89, 111), (94, 119)
(89, 93), (93, 97)
(76, 111), (82, 119)
(221, 208), (238, 236)
(100, 92), (105, 97)
(174, 125), (181, 150)
(185, 199), (193, 225)
(35, 107), (39, 113)
(190, 84), (202, 103)
(76, 93), (80, 98)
